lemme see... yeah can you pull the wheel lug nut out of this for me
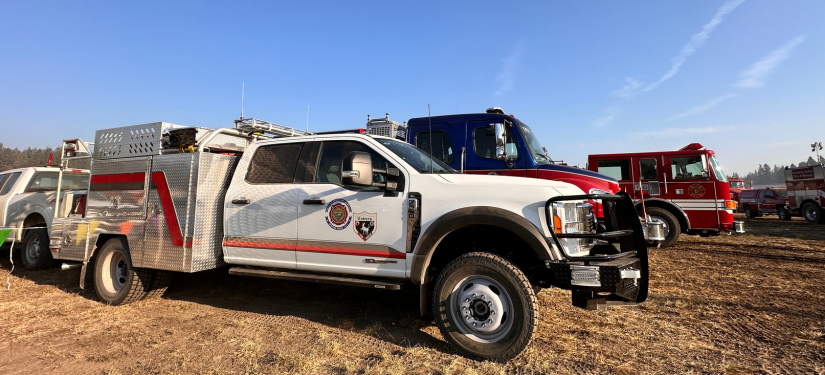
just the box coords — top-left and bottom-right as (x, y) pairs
(462, 306), (466, 311)
(473, 322), (476, 326)
(491, 310), (496, 315)
(481, 295), (486, 300)
(488, 301), (492, 306)
(482, 324), (486, 328)
(489, 319), (493, 323)
(466, 316), (470, 320)
(465, 298), (470, 303)
(472, 293), (477, 298)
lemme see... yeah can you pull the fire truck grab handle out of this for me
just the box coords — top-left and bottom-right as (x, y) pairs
(231, 198), (251, 205)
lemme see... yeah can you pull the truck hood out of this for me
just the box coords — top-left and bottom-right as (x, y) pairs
(536, 164), (619, 194)
(435, 173), (584, 195)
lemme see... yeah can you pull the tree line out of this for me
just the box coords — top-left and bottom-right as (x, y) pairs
(729, 155), (824, 185)
(0, 143), (90, 172)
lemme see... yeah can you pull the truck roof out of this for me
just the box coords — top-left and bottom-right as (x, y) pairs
(589, 147), (717, 159)
(407, 113), (520, 126)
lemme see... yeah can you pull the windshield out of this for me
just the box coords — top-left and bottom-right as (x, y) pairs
(730, 181), (744, 188)
(709, 156), (728, 182)
(375, 138), (456, 174)
(775, 189), (788, 197)
(517, 122), (549, 164)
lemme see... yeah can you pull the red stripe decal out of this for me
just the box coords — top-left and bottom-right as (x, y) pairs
(222, 241), (406, 259)
(90, 172), (188, 247)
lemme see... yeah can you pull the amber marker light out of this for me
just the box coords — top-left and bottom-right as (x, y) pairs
(553, 215), (562, 234)
(725, 201), (737, 210)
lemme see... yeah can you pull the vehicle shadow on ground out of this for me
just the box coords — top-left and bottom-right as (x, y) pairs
(163, 268), (456, 354)
(0, 246), (455, 355)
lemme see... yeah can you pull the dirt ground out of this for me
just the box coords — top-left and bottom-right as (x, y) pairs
(1, 214), (823, 374)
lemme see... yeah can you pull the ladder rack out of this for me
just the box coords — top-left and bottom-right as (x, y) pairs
(233, 118), (311, 138)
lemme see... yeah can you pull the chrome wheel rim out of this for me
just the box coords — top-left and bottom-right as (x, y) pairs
(450, 275), (514, 343)
(102, 250), (128, 294)
(649, 216), (670, 237)
(25, 236), (41, 263)
(805, 205), (818, 222)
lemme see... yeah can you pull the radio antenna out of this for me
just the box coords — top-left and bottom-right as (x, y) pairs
(428, 104), (434, 173)
(240, 82), (245, 120)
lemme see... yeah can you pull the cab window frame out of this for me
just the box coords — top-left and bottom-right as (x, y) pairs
(472, 126), (519, 161)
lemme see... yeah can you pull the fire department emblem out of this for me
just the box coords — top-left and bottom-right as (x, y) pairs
(688, 184), (706, 198)
(325, 199), (352, 230)
(353, 212), (377, 241)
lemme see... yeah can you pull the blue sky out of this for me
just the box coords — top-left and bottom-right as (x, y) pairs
(1, 1), (823, 175)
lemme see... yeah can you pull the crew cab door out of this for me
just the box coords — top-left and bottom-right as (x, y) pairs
(297, 140), (407, 278)
(223, 141), (308, 269)
(666, 154), (719, 229)
(758, 189), (776, 213)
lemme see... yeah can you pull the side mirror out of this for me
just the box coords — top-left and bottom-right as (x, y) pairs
(342, 151), (373, 187)
(492, 123), (506, 160)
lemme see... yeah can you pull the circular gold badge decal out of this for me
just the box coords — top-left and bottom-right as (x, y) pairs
(688, 184), (706, 198)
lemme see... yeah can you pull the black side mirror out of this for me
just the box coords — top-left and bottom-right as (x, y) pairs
(342, 151), (373, 187)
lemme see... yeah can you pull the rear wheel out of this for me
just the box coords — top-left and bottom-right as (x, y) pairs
(144, 270), (174, 299)
(744, 205), (756, 219)
(94, 238), (150, 305)
(802, 202), (822, 224)
(777, 206), (791, 221)
(21, 228), (55, 271)
(432, 252), (537, 362)
(646, 207), (680, 248)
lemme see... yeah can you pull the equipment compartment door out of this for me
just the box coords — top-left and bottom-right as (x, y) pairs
(223, 142), (306, 269)
(297, 140), (407, 278)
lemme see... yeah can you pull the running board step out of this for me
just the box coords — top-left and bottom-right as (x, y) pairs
(228, 267), (410, 290)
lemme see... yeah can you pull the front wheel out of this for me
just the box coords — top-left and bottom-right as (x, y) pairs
(432, 252), (538, 362)
(802, 202), (823, 224)
(744, 205), (756, 219)
(21, 228), (55, 271)
(646, 207), (680, 248)
(94, 238), (150, 305)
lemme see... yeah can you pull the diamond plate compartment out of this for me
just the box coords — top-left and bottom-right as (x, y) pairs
(95, 122), (187, 160)
(190, 153), (239, 271)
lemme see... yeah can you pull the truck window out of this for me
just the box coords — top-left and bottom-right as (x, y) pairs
(597, 159), (630, 180)
(0, 172), (21, 196)
(474, 126), (517, 160)
(758, 190), (765, 199)
(25, 172), (89, 192)
(416, 131), (454, 164)
(246, 143), (304, 184)
(315, 141), (393, 189)
(670, 156), (706, 179)
(765, 190), (774, 198)
(775, 189), (788, 197)
(640, 158), (657, 180)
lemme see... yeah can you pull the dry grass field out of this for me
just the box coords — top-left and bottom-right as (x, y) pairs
(1, 214), (824, 374)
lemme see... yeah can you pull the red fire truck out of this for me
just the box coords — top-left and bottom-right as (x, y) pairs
(728, 178), (752, 211)
(784, 164), (825, 224)
(588, 143), (741, 247)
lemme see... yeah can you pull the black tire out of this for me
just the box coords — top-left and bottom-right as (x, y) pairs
(646, 207), (680, 248)
(21, 228), (55, 271)
(802, 202), (822, 224)
(93, 238), (150, 305)
(744, 205), (756, 219)
(777, 206), (791, 221)
(144, 270), (174, 299)
(432, 252), (538, 362)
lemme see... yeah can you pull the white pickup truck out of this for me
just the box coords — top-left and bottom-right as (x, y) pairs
(49, 120), (649, 361)
(0, 166), (88, 270)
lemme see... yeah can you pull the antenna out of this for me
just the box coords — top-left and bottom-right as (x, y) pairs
(428, 104), (434, 173)
(240, 82), (245, 120)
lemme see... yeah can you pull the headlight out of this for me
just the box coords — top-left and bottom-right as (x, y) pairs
(548, 202), (597, 257)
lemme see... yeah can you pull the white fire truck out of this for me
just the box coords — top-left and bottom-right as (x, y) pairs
(784, 164), (825, 224)
(47, 118), (649, 361)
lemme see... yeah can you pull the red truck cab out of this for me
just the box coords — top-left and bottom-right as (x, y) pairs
(739, 188), (791, 220)
(588, 143), (740, 247)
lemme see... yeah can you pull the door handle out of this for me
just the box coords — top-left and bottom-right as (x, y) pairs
(231, 198), (250, 205)
(303, 199), (326, 205)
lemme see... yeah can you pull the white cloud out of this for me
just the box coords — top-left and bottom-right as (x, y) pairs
(735, 35), (805, 88)
(668, 93), (738, 120)
(593, 106), (620, 128)
(632, 125), (734, 139)
(613, 77), (642, 99)
(642, 0), (746, 93)
(494, 44), (524, 96)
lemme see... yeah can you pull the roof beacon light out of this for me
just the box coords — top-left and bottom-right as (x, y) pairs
(679, 143), (704, 151)
(486, 107), (505, 115)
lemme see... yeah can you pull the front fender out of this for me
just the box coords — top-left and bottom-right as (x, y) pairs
(409, 206), (558, 285)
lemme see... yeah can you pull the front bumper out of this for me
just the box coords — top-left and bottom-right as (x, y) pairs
(542, 193), (649, 308)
